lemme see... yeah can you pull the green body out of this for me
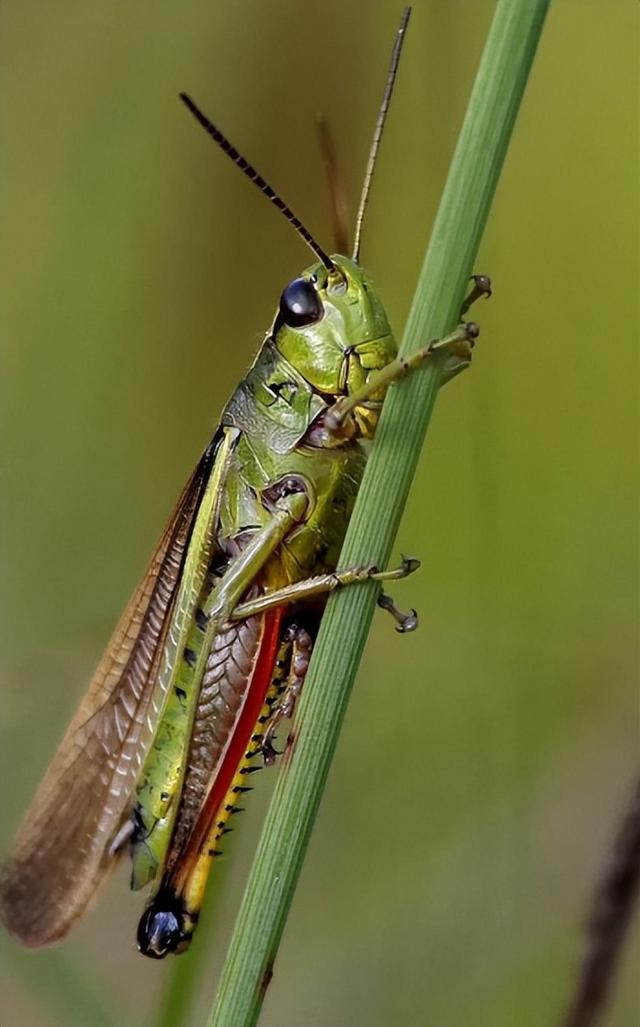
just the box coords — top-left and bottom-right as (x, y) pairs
(132, 256), (396, 890)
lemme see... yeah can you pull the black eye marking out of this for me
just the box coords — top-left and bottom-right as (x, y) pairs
(279, 277), (323, 328)
(274, 381), (296, 403)
(266, 379), (297, 405)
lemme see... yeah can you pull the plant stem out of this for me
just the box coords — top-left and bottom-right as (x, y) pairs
(208, 2), (550, 1024)
(561, 777), (640, 1027)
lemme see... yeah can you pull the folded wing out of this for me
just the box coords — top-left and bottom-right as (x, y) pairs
(0, 438), (220, 946)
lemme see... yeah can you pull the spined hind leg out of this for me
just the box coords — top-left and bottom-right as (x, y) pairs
(262, 624), (314, 766)
(259, 580), (419, 765)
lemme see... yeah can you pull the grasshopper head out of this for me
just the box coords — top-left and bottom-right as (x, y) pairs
(273, 255), (397, 440)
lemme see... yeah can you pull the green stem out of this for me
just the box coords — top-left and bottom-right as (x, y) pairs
(208, 2), (550, 1024)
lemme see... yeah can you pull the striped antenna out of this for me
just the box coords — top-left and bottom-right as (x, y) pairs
(351, 7), (411, 264)
(180, 93), (335, 271)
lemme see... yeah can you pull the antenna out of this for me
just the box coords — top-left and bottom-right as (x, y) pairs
(180, 93), (335, 271)
(351, 7), (411, 264)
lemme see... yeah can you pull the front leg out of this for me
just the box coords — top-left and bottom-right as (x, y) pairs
(325, 321), (479, 431)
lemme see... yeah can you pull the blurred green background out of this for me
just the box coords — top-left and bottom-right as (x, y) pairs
(1, 2), (638, 1025)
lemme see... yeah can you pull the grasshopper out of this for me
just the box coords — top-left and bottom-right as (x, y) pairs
(0, 9), (488, 958)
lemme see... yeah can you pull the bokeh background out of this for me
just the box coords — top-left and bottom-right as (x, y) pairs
(1, 2), (638, 1026)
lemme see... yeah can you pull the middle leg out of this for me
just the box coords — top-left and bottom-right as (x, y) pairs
(230, 555), (420, 631)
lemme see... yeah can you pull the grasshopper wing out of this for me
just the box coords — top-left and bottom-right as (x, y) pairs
(0, 435), (226, 947)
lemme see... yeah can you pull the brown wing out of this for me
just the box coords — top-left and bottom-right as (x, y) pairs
(0, 437), (220, 947)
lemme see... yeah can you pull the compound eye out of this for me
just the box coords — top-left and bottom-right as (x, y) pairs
(279, 277), (323, 328)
